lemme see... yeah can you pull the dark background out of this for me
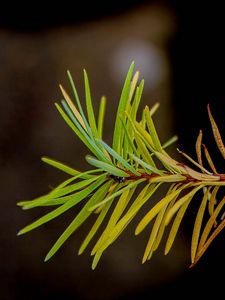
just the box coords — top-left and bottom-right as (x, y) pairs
(1, 1), (225, 299)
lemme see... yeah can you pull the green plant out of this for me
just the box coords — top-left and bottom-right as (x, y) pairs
(18, 62), (225, 269)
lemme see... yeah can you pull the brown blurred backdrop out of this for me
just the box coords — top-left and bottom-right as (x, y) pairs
(0, 1), (225, 299)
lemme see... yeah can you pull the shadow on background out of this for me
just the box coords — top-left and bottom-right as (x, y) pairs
(0, 1), (224, 299)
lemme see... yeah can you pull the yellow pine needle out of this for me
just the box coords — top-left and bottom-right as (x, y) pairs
(59, 84), (86, 130)
(142, 201), (168, 263)
(165, 185), (203, 226)
(208, 186), (219, 220)
(149, 102), (160, 116)
(202, 144), (218, 174)
(192, 181), (225, 186)
(134, 133), (156, 167)
(197, 196), (225, 253)
(92, 251), (102, 270)
(129, 71), (139, 101)
(165, 196), (192, 255)
(152, 188), (179, 253)
(135, 121), (154, 148)
(191, 188), (210, 263)
(144, 106), (163, 153)
(177, 148), (211, 174)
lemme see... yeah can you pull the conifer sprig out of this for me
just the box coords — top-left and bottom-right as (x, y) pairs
(18, 62), (225, 269)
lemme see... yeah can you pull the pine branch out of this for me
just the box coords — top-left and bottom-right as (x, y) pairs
(17, 62), (225, 269)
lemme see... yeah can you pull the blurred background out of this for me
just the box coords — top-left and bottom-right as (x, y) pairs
(0, 1), (225, 299)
